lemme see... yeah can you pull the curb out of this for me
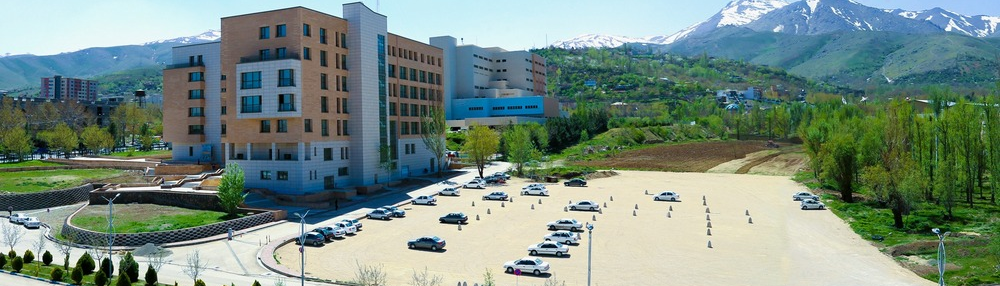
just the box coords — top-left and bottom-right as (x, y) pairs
(0, 269), (75, 286)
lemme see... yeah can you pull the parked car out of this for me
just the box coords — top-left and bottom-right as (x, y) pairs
(296, 232), (325, 246)
(503, 257), (551, 276)
(544, 231), (581, 245)
(792, 191), (820, 201)
(341, 219), (362, 231)
(367, 209), (393, 220)
(333, 221), (357, 235)
(528, 241), (569, 257)
(464, 180), (486, 189)
(522, 183), (545, 190)
(483, 191), (509, 201)
(408, 236), (446, 251)
(801, 199), (826, 210)
(485, 175), (506, 184)
(439, 187), (461, 196)
(413, 195), (437, 205)
(381, 205), (406, 217)
(22, 217), (41, 229)
(567, 200), (600, 211)
(439, 212), (468, 224)
(654, 191), (680, 201)
(546, 219), (583, 231)
(494, 172), (511, 180)
(521, 185), (549, 196)
(312, 226), (345, 241)
(8, 213), (28, 224)
(564, 178), (587, 187)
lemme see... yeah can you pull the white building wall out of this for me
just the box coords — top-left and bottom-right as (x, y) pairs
(396, 137), (438, 177)
(345, 2), (389, 186)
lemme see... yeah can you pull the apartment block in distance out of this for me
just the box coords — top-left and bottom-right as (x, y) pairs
(163, 3), (444, 195)
(430, 36), (557, 130)
(40, 76), (99, 101)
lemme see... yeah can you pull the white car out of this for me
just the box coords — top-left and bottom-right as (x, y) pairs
(544, 231), (581, 245)
(333, 221), (357, 234)
(521, 185), (549, 196)
(413, 195), (437, 205)
(464, 180), (486, 189)
(381, 205), (406, 217)
(8, 213), (28, 224)
(503, 257), (551, 276)
(482, 191), (509, 201)
(528, 241), (569, 257)
(366, 209), (393, 220)
(801, 199), (826, 210)
(546, 219), (582, 231)
(522, 183), (545, 190)
(567, 200), (600, 211)
(654, 191), (680, 201)
(22, 217), (41, 229)
(439, 187), (461, 196)
(793, 191), (820, 201)
(495, 172), (511, 180)
(341, 219), (362, 231)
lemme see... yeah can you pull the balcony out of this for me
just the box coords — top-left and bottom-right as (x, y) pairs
(165, 62), (205, 70)
(240, 52), (301, 64)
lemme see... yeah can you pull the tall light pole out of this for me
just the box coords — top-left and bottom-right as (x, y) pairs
(586, 222), (594, 286)
(102, 193), (121, 266)
(933, 228), (950, 286)
(294, 210), (310, 286)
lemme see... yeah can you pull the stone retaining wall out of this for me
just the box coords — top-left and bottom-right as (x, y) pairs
(61, 205), (281, 246)
(0, 184), (94, 211)
(0, 165), (147, 172)
(89, 189), (224, 212)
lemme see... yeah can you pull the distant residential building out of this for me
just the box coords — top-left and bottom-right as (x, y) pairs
(430, 36), (558, 130)
(40, 76), (98, 102)
(3, 96), (121, 127)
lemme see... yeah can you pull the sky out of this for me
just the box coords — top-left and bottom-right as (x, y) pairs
(2, 0), (999, 56)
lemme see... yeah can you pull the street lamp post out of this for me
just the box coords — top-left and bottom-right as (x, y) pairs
(933, 228), (950, 286)
(294, 210), (310, 286)
(586, 222), (594, 286)
(102, 193), (121, 266)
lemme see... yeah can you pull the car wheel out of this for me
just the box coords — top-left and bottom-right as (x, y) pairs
(313, 241), (320, 246)
(548, 226), (555, 230)
(556, 252), (563, 257)
(431, 245), (438, 251)
(565, 240), (572, 245)
(367, 215), (372, 219)
(439, 219), (445, 223)
(654, 197), (660, 201)
(409, 244), (415, 249)
(506, 267), (514, 274)
(383, 216), (389, 220)
(533, 270), (540, 276)
(522, 191), (527, 195)
(671, 198), (677, 202)
(820, 206), (826, 210)
(591, 207), (597, 211)
(545, 238), (551, 241)
(530, 250), (538, 256)
(801, 206), (807, 210)
(571, 206), (576, 210)
(570, 227), (577, 232)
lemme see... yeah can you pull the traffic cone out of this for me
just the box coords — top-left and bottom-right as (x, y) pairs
(669, 205), (673, 212)
(487, 208), (491, 214)
(667, 212), (671, 218)
(531, 204), (535, 210)
(476, 215), (480, 221)
(633, 210), (637, 216)
(635, 204), (639, 210)
(708, 241), (713, 248)
(707, 221), (712, 228)
(748, 217), (753, 224)
(707, 229), (712, 236)
(592, 215), (597, 221)
(745, 209), (750, 216)
(501, 202), (505, 208)
(706, 207), (710, 213)
(706, 214), (711, 221)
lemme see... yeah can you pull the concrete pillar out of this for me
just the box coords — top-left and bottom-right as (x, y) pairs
(298, 142), (306, 161)
(245, 143), (251, 160)
(271, 142), (277, 161)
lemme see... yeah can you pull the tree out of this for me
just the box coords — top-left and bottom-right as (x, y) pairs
(419, 106), (448, 178)
(1, 220), (25, 252)
(463, 124), (500, 179)
(95, 270), (109, 286)
(0, 254), (5, 268)
(12, 256), (23, 272)
(217, 163), (247, 218)
(71, 266), (84, 285)
(76, 252), (96, 275)
(51, 267), (64, 282)
(482, 268), (495, 286)
(947, 101), (981, 207)
(42, 250), (53, 266)
(502, 125), (538, 176)
(182, 250), (209, 284)
(252, 280), (262, 286)
(144, 265), (158, 286)
(32, 231), (46, 264)
(81, 125), (115, 155)
(353, 261), (387, 286)
(115, 273), (132, 286)
(861, 100), (922, 229)
(40, 123), (79, 158)
(821, 132), (858, 202)
(0, 128), (33, 161)
(23, 249), (33, 264)
(119, 252), (139, 282)
(101, 257), (114, 278)
(57, 234), (74, 269)
(193, 279), (206, 286)
(409, 267), (443, 286)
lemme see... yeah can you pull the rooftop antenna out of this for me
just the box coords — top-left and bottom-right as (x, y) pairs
(461, 37), (464, 45)
(376, 0), (380, 12)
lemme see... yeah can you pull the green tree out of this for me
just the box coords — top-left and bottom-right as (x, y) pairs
(95, 269), (109, 286)
(252, 280), (262, 286)
(0, 254), (6, 268)
(42, 250), (52, 266)
(217, 163), (247, 218)
(821, 132), (858, 203)
(144, 265), (157, 286)
(12, 256), (23, 272)
(22, 249), (33, 264)
(76, 252), (95, 275)
(115, 273), (131, 286)
(193, 279), (206, 286)
(419, 106), (448, 178)
(101, 257), (114, 278)
(946, 101), (980, 207)
(861, 100), (923, 229)
(119, 252), (139, 282)
(463, 124), (500, 179)
(984, 95), (1000, 204)
(51, 267), (64, 282)
(71, 266), (84, 285)
(503, 125), (538, 177)
(81, 125), (115, 155)
(40, 123), (79, 158)
(0, 128), (33, 161)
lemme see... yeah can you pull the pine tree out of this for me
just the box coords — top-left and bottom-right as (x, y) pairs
(50, 268), (64, 282)
(42, 250), (53, 266)
(23, 249), (34, 264)
(71, 267), (84, 285)
(115, 273), (132, 286)
(76, 252), (95, 275)
(143, 265), (157, 286)
(101, 257), (114, 278)
(95, 270), (109, 286)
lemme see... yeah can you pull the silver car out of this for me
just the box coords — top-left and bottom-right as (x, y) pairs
(381, 205), (406, 217)
(439, 187), (461, 196)
(482, 191), (509, 201)
(567, 200), (600, 211)
(333, 221), (357, 234)
(367, 209), (393, 220)
(544, 231), (581, 245)
(503, 257), (551, 276)
(546, 219), (582, 231)
(654, 191), (680, 201)
(793, 191), (820, 201)
(528, 241), (569, 257)
(800, 199), (826, 210)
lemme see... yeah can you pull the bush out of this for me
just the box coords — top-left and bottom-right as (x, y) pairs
(115, 273), (132, 286)
(23, 249), (34, 264)
(7, 249), (15, 258)
(121, 252), (139, 282)
(194, 279), (207, 286)
(0, 254), (6, 268)
(71, 267), (84, 285)
(101, 257), (114, 278)
(95, 270), (109, 286)
(76, 252), (95, 275)
(42, 250), (53, 266)
(12, 256), (23, 272)
(144, 265), (157, 286)
(51, 267), (64, 282)
(252, 280), (262, 286)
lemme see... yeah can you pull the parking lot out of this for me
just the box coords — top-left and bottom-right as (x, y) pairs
(273, 171), (934, 286)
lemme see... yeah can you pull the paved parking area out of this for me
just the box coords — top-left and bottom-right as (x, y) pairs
(273, 171), (934, 286)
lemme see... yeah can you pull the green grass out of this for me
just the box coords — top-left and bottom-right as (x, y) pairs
(0, 160), (64, 169)
(0, 169), (124, 193)
(0, 256), (173, 285)
(106, 149), (171, 158)
(71, 204), (229, 233)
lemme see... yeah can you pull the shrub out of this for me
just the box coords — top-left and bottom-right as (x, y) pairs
(121, 252), (139, 282)
(101, 257), (114, 278)
(95, 270), (109, 286)
(50, 267), (64, 282)
(71, 267), (84, 285)
(252, 280), (262, 286)
(42, 250), (53, 266)
(144, 265), (157, 286)
(115, 273), (132, 286)
(194, 279), (207, 286)
(7, 249), (15, 258)
(0, 254), (6, 268)
(76, 252), (96, 275)
(12, 256), (23, 272)
(23, 249), (34, 264)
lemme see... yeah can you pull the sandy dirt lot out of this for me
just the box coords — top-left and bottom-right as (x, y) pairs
(275, 171), (933, 286)
(574, 141), (768, 172)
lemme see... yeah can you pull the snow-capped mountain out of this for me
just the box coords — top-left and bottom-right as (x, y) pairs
(650, 0), (789, 45)
(743, 0), (942, 35)
(890, 8), (1000, 37)
(144, 30), (221, 45)
(551, 34), (654, 49)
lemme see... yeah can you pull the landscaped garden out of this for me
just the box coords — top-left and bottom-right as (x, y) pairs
(0, 169), (125, 193)
(0, 160), (64, 169)
(71, 204), (229, 233)
(106, 149), (171, 159)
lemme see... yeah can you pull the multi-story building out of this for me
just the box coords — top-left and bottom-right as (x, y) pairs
(40, 76), (99, 102)
(430, 36), (558, 129)
(163, 3), (444, 194)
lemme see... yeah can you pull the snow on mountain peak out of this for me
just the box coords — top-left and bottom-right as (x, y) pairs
(145, 30), (221, 45)
(718, 0), (790, 26)
(550, 34), (651, 49)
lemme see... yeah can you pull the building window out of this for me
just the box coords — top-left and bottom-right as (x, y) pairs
(303, 24), (311, 37)
(340, 33), (347, 48)
(400, 85), (408, 98)
(410, 69), (416, 80)
(241, 96), (262, 113)
(388, 64), (395, 78)
(400, 67), (407, 80)
(319, 28), (327, 44)
(401, 104), (409, 116)
(341, 98), (348, 114)
(389, 102), (397, 116)
(261, 171), (272, 180)
(188, 89), (204, 99)
(401, 121), (409, 135)
(260, 120), (271, 133)
(188, 125), (204, 134)
(321, 96), (329, 113)
(320, 51), (327, 66)
(338, 167), (349, 176)
(321, 120), (329, 136)
(277, 119), (288, 133)
(411, 122), (419, 135)
(303, 47), (311, 60)
(278, 69), (294, 87)
(304, 119), (312, 132)
(188, 72), (204, 82)
(276, 24), (286, 37)
(278, 94), (295, 111)
(277, 171), (288, 180)
(420, 88), (427, 100)
(259, 26), (270, 39)
(320, 73), (328, 90)
(241, 72), (261, 89)
(343, 120), (349, 135)
(259, 49), (270, 61)
(341, 54), (348, 70)
(276, 47), (287, 59)
(420, 71), (427, 83)
(221, 124), (226, 135)
(221, 106), (227, 115)
(421, 105), (427, 116)
(411, 104), (418, 117)
(324, 148), (333, 161)
(188, 107), (204, 117)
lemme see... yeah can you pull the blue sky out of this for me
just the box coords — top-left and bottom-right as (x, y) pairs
(2, 0), (998, 56)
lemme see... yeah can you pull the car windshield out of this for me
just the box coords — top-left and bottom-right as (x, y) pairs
(534, 258), (543, 264)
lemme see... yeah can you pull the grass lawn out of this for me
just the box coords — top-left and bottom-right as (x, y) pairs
(0, 169), (124, 193)
(1, 256), (169, 285)
(71, 204), (229, 233)
(0, 160), (64, 169)
(106, 149), (171, 158)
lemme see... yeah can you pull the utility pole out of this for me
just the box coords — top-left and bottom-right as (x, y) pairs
(586, 222), (594, 286)
(103, 193), (121, 265)
(294, 210), (310, 286)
